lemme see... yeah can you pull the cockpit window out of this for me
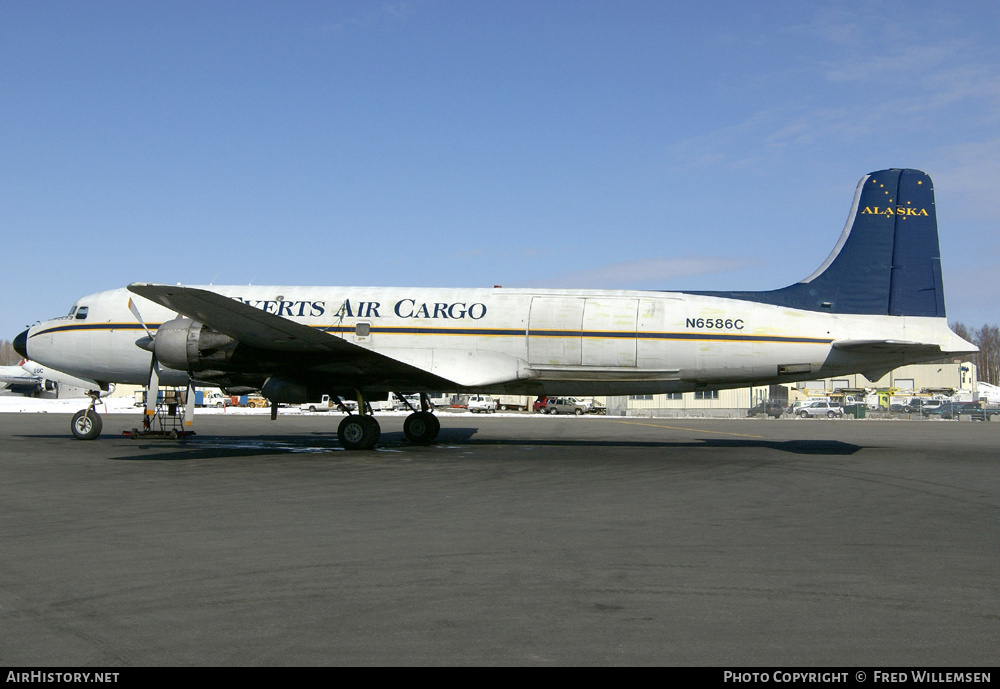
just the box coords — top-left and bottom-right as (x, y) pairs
(75, 306), (89, 320)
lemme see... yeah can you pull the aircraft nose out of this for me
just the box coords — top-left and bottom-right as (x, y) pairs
(13, 329), (29, 359)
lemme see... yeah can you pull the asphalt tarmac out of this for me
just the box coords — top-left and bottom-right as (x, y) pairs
(1, 410), (997, 666)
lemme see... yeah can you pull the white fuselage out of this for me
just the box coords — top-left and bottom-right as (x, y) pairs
(23, 285), (971, 396)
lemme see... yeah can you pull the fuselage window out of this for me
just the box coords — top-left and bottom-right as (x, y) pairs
(75, 306), (89, 320)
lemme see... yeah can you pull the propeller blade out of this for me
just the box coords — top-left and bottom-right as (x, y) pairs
(183, 381), (195, 430)
(145, 356), (160, 422)
(128, 298), (155, 341)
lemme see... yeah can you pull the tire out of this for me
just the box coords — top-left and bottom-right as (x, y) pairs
(404, 411), (439, 443)
(827, 411), (835, 418)
(574, 408), (583, 416)
(71, 410), (102, 440)
(338, 416), (379, 450)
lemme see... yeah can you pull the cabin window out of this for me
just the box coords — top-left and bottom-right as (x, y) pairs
(75, 306), (89, 320)
(355, 323), (370, 337)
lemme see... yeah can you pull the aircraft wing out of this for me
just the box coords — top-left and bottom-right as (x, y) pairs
(127, 283), (460, 389)
(0, 369), (41, 386)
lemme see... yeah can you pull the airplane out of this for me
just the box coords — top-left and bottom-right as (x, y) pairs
(0, 358), (106, 397)
(13, 168), (977, 448)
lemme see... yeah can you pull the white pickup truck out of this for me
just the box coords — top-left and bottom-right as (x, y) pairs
(300, 395), (356, 413)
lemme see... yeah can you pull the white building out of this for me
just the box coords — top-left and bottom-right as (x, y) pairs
(610, 361), (979, 417)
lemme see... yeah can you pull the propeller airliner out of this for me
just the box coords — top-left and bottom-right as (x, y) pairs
(14, 169), (976, 449)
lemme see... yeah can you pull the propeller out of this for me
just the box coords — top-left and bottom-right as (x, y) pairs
(129, 297), (197, 435)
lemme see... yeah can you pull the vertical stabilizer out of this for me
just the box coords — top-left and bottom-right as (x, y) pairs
(688, 169), (946, 317)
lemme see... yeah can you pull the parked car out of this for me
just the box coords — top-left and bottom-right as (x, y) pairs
(795, 401), (844, 418)
(906, 398), (942, 414)
(467, 395), (497, 413)
(748, 401), (784, 418)
(925, 401), (980, 419)
(970, 405), (1000, 421)
(542, 397), (588, 415)
(533, 396), (553, 412)
(917, 400), (948, 416)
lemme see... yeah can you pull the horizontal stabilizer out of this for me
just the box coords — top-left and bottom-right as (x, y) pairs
(831, 339), (946, 357)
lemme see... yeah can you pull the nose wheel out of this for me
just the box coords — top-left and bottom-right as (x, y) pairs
(70, 391), (104, 440)
(71, 408), (103, 440)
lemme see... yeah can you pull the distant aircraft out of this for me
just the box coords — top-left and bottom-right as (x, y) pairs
(14, 168), (977, 448)
(0, 358), (101, 397)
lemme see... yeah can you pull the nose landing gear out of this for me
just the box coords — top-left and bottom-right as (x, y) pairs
(70, 393), (104, 440)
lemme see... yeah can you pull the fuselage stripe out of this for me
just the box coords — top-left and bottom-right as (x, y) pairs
(32, 322), (833, 346)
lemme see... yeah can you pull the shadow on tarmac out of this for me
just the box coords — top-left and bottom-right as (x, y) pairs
(14, 427), (865, 461)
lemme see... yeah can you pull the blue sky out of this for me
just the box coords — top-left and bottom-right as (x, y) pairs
(3, 0), (999, 339)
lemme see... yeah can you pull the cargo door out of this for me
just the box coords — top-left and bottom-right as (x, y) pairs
(528, 297), (584, 366)
(581, 298), (638, 367)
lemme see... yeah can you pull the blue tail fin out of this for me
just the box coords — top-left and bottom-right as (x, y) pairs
(690, 169), (946, 317)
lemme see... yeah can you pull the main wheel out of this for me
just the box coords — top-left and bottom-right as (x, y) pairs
(71, 409), (103, 440)
(338, 415), (379, 450)
(404, 411), (440, 443)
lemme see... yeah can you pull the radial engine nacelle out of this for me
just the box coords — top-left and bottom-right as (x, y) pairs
(144, 318), (238, 372)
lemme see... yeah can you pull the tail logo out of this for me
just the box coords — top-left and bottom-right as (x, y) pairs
(861, 206), (929, 217)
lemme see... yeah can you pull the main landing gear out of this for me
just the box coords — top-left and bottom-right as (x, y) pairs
(403, 410), (440, 444)
(337, 414), (381, 451)
(399, 392), (440, 445)
(334, 392), (440, 450)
